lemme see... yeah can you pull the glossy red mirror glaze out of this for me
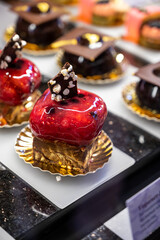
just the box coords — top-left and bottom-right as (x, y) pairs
(30, 88), (107, 146)
(0, 58), (41, 106)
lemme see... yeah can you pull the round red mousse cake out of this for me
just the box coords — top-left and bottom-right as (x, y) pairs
(0, 58), (41, 106)
(30, 88), (107, 146)
(29, 62), (108, 174)
(0, 33), (41, 126)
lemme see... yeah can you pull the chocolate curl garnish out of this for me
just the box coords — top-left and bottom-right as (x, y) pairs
(48, 62), (78, 102)
(0, 34), (26, 69)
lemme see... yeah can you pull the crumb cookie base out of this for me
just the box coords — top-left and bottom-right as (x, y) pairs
(0, 90), (41, 128)
(52, 0), (77, 4)
(92, 14), (124, 26)
(15, 127), (113, 177)
(4, 26), (59, 56)
(122, 82), (160, 122)
(139, 35), (160, 50)
(57, 50), (127, 85)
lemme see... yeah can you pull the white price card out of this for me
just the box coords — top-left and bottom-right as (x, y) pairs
(126, 178), (160, 240)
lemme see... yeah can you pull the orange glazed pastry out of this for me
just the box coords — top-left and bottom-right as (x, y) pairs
(125, 6), (160, 49)
(79, 0), (129, 26)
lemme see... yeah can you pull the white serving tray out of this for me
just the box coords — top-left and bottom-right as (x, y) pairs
(1, 125), (134, 208)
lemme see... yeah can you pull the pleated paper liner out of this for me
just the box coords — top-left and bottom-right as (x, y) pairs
(122, 82), (160, 122)
(0, 90), (41, 128)
(4, 26), (59, 56)
(15, 126), (113, 177)
(57, 50), (127, 85)
(51, 0), (78, 5)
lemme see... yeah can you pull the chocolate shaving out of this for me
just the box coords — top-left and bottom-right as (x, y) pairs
(48, 62), (78, 101)
(11, 1), (66, 25)
(55, 27), (114, 60)
(135, 62), (160, 88)
(0, 34), (26, 69)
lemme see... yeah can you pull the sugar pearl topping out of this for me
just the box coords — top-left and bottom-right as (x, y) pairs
(0, 34), (26, 69)
(48, 62), (78, 101)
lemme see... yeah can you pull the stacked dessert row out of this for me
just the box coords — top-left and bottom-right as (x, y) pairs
(0, 33), (112, 175)
(1, 32), (159, 128)
(4, 1), (160, 51)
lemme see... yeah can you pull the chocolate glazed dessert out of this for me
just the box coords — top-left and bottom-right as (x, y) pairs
(14, 2), (65, 46)
(16, 18), (64, 46)
(135, 63), (160, 112)
(62, 48), (117, 77)
(61, 32), (117, 77)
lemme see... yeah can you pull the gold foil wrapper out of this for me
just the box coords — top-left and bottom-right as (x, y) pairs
(15, 126), (113, 176)
(4, 26), (59, 56)
(122, 82), (160, 122)
(0, 90), (41, 128)
(57, 50), (127, 85)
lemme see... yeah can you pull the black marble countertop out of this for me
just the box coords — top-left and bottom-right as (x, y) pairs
(0, 162), (59, 239)
(1, 111), (160, 239)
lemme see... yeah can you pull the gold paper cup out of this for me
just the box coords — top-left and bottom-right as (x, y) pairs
(57, 50), (127, 85)
(122, 82), (160, 122)
(0, 90), (41, 128)
(15, 126), (113, 176)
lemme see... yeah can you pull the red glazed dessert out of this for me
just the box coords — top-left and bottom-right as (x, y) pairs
(30, 88), (107, 146)
(0, 34), (41, 126)
(125, 6), (160, 49)
(29, 62), (107, 173)
(0, 58), (41, 106)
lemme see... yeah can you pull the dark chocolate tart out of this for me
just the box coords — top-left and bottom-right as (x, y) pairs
(5, 1), (73, 55)
(122, 82), (160, 122)
(122, 62), (160, 121)
(56, 27), (127, 84)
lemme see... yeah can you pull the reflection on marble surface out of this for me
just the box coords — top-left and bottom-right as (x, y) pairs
(82, 225), (121, 240)
(103, 112), (160, 161)
(0, 162), (59, 239)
